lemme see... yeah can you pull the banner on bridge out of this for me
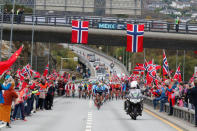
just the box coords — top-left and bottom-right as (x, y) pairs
(98, 23), (126, 30)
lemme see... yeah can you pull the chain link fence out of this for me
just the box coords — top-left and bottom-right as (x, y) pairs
(11, 55), (56, 73)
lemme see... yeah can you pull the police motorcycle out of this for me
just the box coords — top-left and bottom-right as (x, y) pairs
(124, 81), (143, 120)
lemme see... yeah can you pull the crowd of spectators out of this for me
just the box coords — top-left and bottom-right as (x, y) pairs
(3, 8), (24, 24)
(0, 71), (61, 128)
(141, 77), (197, 126)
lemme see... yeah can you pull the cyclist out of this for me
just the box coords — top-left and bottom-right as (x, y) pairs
(94, 83), (104, 109)
(71, 82), (75, 98)
(88, 82), (93, 99)
(78, 82), (83, 98)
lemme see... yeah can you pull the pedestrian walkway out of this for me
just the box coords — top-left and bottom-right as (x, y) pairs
(144, 104), (196, 131)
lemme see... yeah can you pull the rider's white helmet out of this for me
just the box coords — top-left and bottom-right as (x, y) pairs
(130, 81), (138, 89)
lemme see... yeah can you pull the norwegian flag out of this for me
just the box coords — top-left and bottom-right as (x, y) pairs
(22, 64), (31, 77)
(16, 69), (25, 81)
(173, 66), (182, 82)
(148, 68), (157, 79)
(126, 24), (144, 52)
(43, 64), (49, 77)
(133, 65), (145, 74)
(144, 60), (153, 71)
(71, 20), (89, 44)
(163, 50), (169, 76)
(31, 69), (41, 78)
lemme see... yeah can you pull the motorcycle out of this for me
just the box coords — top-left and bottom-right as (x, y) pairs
(124, 90), (143, 120)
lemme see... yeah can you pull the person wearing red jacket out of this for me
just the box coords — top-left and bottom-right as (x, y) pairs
(166, 80), (178, 116)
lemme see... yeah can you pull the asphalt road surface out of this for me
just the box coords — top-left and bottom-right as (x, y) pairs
(4, 97), (180, 131)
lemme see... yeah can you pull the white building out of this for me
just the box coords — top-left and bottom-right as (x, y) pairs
(170, 1), (191, 9)
(160, 9), (181, 16)
(35, 0), (142, 16)
(191, 12), (197, 18)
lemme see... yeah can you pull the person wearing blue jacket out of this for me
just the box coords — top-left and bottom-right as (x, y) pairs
(0, 83), (12, 104)
(153, 87), (167, 112)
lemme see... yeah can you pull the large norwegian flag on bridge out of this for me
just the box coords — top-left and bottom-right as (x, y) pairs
(126, 24), (144, 52)
(71, 20), (89, 44)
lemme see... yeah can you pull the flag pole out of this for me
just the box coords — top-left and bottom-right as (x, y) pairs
(183, 50), (186, 82)
(0, 4), (4, 61)
(123, 47), (125, 65)
(9, 0), (16, 57)
(31, 0), (36, 67)
(143, 48), (146, 80)
(176, 50), (178, 69)
(126, 50), (128, 70)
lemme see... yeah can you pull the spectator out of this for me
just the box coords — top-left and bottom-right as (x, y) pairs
(0, 75), (18, 128)
(190, 78), (197, 127)
(175, 16), (180, 33)
(4, 8), (9, 22)
(166, 80), (178, 116)
(153, 84), (167, 112)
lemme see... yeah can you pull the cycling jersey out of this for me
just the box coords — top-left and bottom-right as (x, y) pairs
(83, 84), (88, 90)
(94, 85), (105, 95)
(78, 84), (83, 91)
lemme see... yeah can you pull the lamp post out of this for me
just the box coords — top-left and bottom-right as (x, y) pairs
(9, 0), (16, 57)
(31, 0), (36, 67)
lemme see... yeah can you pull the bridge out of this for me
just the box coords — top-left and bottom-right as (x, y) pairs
(2, 14), (197, 50)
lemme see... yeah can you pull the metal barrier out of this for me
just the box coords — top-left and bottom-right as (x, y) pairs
(143, 96), (195, 124)
(2, 14), (197, 34)
(77, 45), (129, 76)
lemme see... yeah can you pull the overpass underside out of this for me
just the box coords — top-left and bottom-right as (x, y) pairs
(3, 24), (197, 50)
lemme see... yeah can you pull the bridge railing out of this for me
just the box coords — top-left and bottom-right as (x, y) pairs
(2, 14), (197, 34)
(143, 96), (195, 125)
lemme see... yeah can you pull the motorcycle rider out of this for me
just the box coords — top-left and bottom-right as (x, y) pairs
(124, 81), (143, 116)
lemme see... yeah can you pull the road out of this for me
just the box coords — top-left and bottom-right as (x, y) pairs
(65, 44), (124, 75)
(4, 97), (179, 131)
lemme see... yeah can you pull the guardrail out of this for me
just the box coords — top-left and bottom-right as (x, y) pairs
(2, 14), (197, 34)
(143, 96), (195, 125)
(77, 45), (129, 76)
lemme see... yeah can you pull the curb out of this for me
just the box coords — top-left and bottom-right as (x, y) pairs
(0, 123), (6, 130)
(144, 104), (196, 131)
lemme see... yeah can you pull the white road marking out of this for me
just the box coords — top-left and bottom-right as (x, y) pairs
(0, 123), (6, 129)
(85, 111), (93, 131)
(89, 100), (93, 108)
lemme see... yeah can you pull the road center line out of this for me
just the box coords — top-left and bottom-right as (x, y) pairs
(85, 111), (93, 131)
(144, 109), (183, 131)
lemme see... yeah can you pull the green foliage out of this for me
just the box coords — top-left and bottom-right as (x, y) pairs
(51, 45), (78, 71)
(4, 3), (32, 13)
